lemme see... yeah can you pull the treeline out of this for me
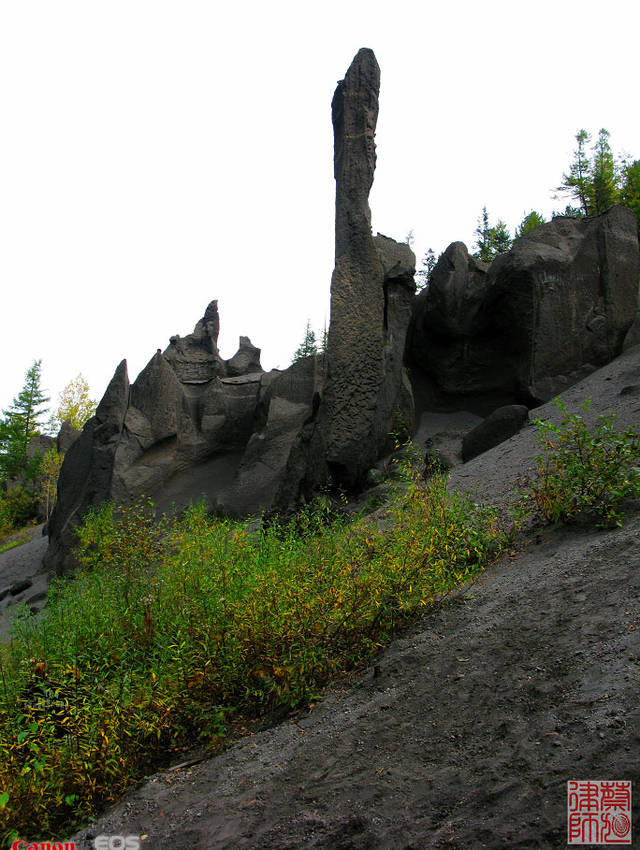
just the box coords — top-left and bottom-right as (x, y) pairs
(0, 363), (96, 535)
(415, 127), (640, 286)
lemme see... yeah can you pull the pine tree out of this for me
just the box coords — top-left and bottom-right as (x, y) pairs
(319, 323), (329, 355)
(292, 320), (318, 363)
(620, 158), (640, 237)
(490, 219), (512, 255)
(474, 207), (493, 262)
(591, 128), (618, 214)
(416, 248), (437, 291)
(514, 210), (545, 240)
(556, 129), (592, 216)
(0, 360), (49, 480)
(473, 208), (512, 262)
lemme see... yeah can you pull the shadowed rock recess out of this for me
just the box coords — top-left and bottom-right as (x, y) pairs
(44, 48), (639, 574)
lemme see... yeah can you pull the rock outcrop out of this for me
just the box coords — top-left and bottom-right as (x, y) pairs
(43, 47), (421, 573)
(44, 303), (272, 572)
(408, 207), (640, 405)
(44, 49), (640, 575)
(320, 49), (415, 486)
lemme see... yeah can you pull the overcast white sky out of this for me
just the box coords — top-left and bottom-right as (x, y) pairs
(1, 0), (637, 420)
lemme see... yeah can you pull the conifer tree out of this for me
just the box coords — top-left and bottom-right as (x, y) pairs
(556, 129), (593, 216)
(620, 158), (640, 237)
(0, 360), (49, 479)
(514, 210), (545, 240)
(473, 208), (512, 262)
(292, 320), (318, 363)
(591, 128), (618, 214)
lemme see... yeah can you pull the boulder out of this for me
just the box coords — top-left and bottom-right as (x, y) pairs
(462, 404), (530, 463)
(408, 207), (640, 404)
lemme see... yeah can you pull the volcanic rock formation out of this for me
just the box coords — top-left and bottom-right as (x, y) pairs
(320, 48), (416, 486)
(43, 48), (640, 576)
(408, 206), (640, 405)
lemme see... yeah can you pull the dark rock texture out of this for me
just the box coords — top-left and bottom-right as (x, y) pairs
(223, 354), (324, 517)
(44, 361), (130, 573)
(409, 207), (640, 404)
(56, 420), (80, 454)
(43, 301), (324, 573)
(44, 50), (640, 578)
(461, 404), (529, 463)
(321, 50), (415, 486)
(26, 434), (56, 461)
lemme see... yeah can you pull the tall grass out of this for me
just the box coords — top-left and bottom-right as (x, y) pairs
(0, 461), (501, 846)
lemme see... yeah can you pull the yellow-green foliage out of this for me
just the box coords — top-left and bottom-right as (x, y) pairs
(531, 400), (640, 527)
(0, 463), (501, 845)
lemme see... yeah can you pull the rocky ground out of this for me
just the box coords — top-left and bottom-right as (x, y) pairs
(0, 524), (48, 641)
(3, 348), (640, 847)
(66, 515), (639, 850)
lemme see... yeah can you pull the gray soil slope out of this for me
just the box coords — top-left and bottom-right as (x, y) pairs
(3, 349), (640, 847)
(68, 518), (639, 850)
(68, 347), (640, 849)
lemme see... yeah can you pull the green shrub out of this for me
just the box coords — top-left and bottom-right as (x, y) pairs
(0, 458), (502, 844)
(531, 400), (640, 527)
(0, 486), (37, 535)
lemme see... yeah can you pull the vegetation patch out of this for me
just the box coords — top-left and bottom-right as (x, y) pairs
(0, 459), (501, 845)
(529, 400), (640, 527)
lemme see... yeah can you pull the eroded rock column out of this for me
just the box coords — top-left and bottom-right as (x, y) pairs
(322, 48), (414, 485)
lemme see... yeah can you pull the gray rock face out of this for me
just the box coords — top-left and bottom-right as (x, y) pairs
(43, 300), (320, 573)
(409, 207), (640, 404)
(223, 355), (324, 516)
(320, 50), (415, 486)
(44, 360), (130, 573)
(26, 434), (56, 461)
(56, 420), (80, 454)
(163, 300), (225, 383)
(462, 404), (529, 463)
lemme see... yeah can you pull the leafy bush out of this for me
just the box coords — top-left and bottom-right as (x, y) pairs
(0, 459), (502, 844)
(0, 486), (37, 536)
(531, 400), (640, 527)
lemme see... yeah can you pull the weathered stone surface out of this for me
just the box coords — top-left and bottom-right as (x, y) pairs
(408, 207), (640, 404)
(163, 300), (225, 383)
(26, 434), (56, 461)
(223, 355), (324, 516)
(226, 337), (263, 378)
(320, 50), (415, 486)
(56, 420), (80, 454)
(44, 304), (294, 572)
(462, 404), (529, 463)
(413, 242), (490, 339)
(44, 360), (130, 574)
(10, 578), (33, 596)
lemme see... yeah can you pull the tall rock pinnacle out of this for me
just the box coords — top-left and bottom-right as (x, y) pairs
(332, 47), (380, 258)
(322, 48), (415, 485)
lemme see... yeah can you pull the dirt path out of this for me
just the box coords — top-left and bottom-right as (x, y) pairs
(69, 514), (639, 849)
(0, 526), (49, 641)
